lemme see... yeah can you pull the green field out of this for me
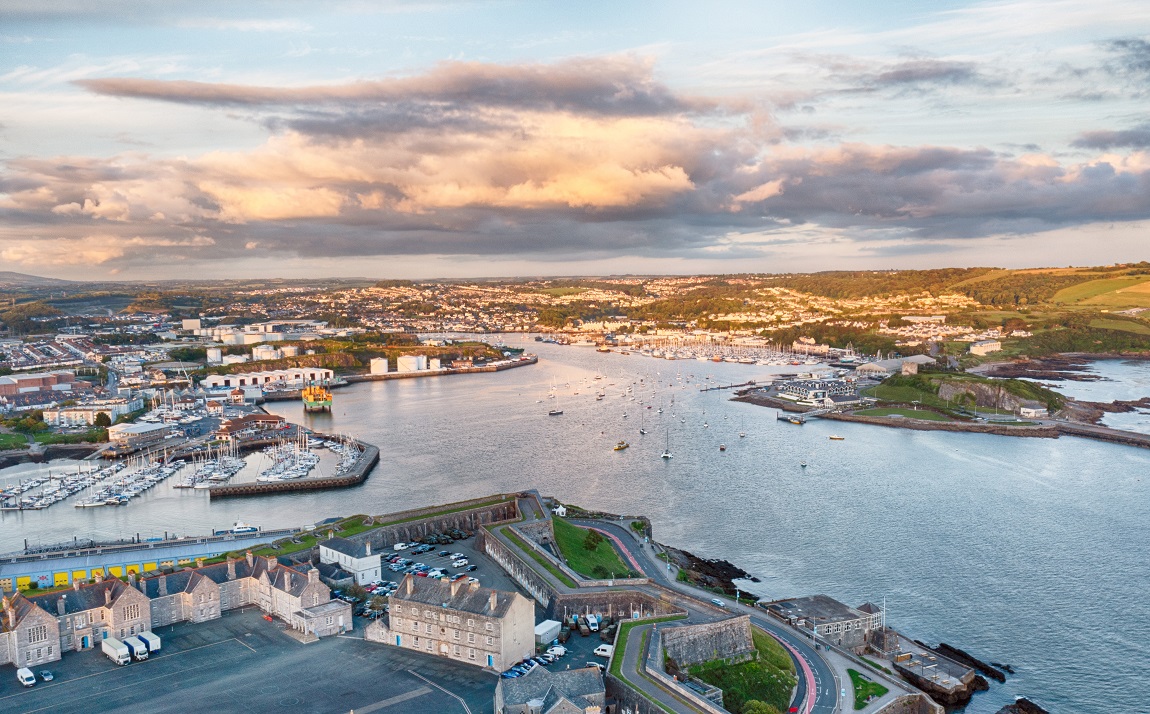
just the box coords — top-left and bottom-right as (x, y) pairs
(0, 433), (28, 450)
(501, 526), (577, 588)
(1089, 318), (1150, 335)
(848, 669), (889, 710)
(552, 517), (634, 579)
(1052, 276), (1150, 306)
(687, 628), (797, 714)
(853, 407), (952, 421)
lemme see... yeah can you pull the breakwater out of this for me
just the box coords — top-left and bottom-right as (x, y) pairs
(820, 413), (1060, 438)
(207, 441), (379, 499)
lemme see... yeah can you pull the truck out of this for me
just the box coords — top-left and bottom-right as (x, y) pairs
(534, 619), (562, 645)
(578, 619), (590, 637)
(138, 631), (161, 653)
(102, 636), (131, 665)
(124, 636), (150, 661)
(586, 614), (600, 632)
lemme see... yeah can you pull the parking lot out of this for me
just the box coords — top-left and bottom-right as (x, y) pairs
(375, 533), (531, 606)
(1, 609), (496, 714)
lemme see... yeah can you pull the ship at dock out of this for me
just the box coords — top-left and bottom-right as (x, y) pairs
(302, 383), (333, 413)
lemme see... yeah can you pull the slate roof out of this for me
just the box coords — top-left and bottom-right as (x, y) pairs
(390, 574), (523, 619)
(2, 594), (51, 633)
(499, 666), (605, 711)
(28, 578), (137, 617)
(320, 536), (371, 559)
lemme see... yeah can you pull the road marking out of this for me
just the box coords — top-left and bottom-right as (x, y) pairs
(352, 686), (432, 713)
(406, 669), (472, 714)
(10, 639), (256, 713)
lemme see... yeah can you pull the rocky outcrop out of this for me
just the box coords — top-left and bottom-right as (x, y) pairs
(994, 697), (1050, 714)
(936, 381), (1046, 412)
(663, 545), (760, 598)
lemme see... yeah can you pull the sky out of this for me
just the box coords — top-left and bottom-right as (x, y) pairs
(1, 0), (1149, 281)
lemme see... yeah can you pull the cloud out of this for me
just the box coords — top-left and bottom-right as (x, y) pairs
(1104, 37), (1150, 78)
(1073, 123), (1150, 149)
(177, 18), (311, 32)
(0, 235), (214, 266)
(869, 59), (990, 88)
(75, 56), (717, 117)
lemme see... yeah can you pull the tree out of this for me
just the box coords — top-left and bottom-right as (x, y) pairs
(346, 583), (367, 601)
(370, 595), (387, 611)
(94, 412), (112, 428)
(741, 701), (781, 714)
(583, 529), (604, 552)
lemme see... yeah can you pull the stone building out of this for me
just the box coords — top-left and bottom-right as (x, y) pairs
(370, 573), (534, 671)
(0, 593), (60, 669)
(318, 536), (382, 586)
(765, 594), (884, 653)
(6, 552), (350, 668)
(495, 665), (606, 714)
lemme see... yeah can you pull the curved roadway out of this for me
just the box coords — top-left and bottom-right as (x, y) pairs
(570, 518), (838, 714)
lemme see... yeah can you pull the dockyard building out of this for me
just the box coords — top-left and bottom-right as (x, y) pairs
(107, 422), (172, 451)
(372, 574), (534, 671)
(0, 593), (60, 669)
(201, 368), (334, 390)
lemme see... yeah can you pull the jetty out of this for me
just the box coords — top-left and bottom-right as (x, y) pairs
(698, 380), (756, 392)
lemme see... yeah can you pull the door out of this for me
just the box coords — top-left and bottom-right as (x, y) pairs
(82, 636), (90, 649)
(395, 635), (402, 647)
(487, 654), (493, 668)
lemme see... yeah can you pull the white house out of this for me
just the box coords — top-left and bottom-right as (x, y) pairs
(318, 536), (382, 586)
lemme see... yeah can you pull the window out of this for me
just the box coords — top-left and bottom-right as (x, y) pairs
(76, 615), (85, 628)
(27, 625), (48, 644)
(411, 621), (419, 632)
(394, 606), (402, 613)
(468, 648), (475, 660)
(125, 603), (140, 620)
(486, 636), (493, 646)
(425, 624), (432, 634)
(453, 629), (460, 640)
(467, 633), (475, 644)
(467, 619), (474, 627)
(312, 594), (320, 606)
(326, 616), (333, 625)
(485, 622), (493, 631)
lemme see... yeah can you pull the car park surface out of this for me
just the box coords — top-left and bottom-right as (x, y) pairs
(0, 609), (496, 714)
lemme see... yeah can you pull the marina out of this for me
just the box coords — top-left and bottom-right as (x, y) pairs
(0, 339), (1147, 712)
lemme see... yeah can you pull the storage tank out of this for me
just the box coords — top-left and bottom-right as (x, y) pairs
(370, 357), (391, 375)
(396, 355), (427, 373)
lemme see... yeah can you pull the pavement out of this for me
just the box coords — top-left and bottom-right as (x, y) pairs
(0, 608), (496, 714)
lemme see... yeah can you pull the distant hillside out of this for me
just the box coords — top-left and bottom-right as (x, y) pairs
(0, 272), (73, 287)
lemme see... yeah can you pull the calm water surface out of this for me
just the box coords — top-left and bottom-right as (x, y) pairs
(3, 339), (1148, 713)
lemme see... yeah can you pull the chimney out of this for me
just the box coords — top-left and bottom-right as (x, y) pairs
(104, 588), (112, 606)
(226, 559), (236, 581)
(158, 575), (168, 597)
(195, 558), (204, 569)
(365, 541), (371, 556)
(405, 575), (414, 596)
(5, 596), (14, 629)
(450, 579), (462, 598)
(307, 567), (318, 584)
(488, 591), (497, 612)
(245, 550), (254, 568)
(469, 580), (480, 593)
(128, 572), (137, 587)
(72, 580), (81, 592)
(93, 570), (104, 583)
(57, 595), (67, 616)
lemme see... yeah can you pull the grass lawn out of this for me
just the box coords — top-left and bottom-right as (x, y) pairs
(552, 517), (634, 579)
(687, 628), (797, 714)
(33, 430), (105, 444)
(501, 526), (577, 588)
(848, 668), (889, 710)
(0, 433), (28, 450)
(854, 407), (952, 422)
(1052, 276), (1150, 305)
(610, 615), (687, 679)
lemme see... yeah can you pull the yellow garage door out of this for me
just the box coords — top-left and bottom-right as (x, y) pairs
(73, 569), (88, 582)
(90, 567), (104, 579)
(108, 566), (123, 577)
(16, 576), (31, 590)
(54, 572), (69, 587)
(144, 562), (158, 572)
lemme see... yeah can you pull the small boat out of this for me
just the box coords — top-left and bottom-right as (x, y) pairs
(829, 435), (845, 441)
(800, 461), (808, 468)
(719, 444), (727, 451)
(639, 428), (648, 435)
(738, 432), (746, 438)
(230, 521), (259, 534)
(548, 409), (564, 416)
(661, 450), (673, 459)
(613, 441), (630, 451)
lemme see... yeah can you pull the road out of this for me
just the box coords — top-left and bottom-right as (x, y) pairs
(568, 518), (838, 714)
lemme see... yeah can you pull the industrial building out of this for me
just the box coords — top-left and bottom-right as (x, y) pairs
(764, 594), (884, 653)
(969, 339), (1002, 355)
(106, 422), (171, 450)
(201, 368), (334, 390)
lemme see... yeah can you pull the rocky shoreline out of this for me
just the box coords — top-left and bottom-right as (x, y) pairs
(661, 544), (761, 600)
(0, 443), (101, 470)
(821, 412), (1059, 438)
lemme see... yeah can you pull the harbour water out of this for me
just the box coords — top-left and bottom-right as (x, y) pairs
(2, 338), (1149, 712)
(1025, 358), (1150, 434)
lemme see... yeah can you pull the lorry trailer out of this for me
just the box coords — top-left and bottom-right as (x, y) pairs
(102, 636), (131, 665)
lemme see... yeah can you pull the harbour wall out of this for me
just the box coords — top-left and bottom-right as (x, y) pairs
(820, 413), (1060, 438)
(344, 355), (537, 384)
(207, 442), (379, 498)
(660, 615), (755, 668)
(547, 589), (685, 622)
(349, 497), (519, 549)
(479, 523), (556, 608)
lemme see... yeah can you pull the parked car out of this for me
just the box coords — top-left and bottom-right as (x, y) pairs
(437, 550), (450, 557)
(467, 577), (480, 585)
(464, 564), (479, 572)
(452, 559), (469, 568)
(39, 670), (54, 682)
(450, 552), (465, 559)
(710, 598), (726, 608)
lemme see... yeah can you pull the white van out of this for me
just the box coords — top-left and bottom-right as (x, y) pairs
(393, 542), (410, 551)
(16, 667), (36, 687)
(593, 644), (614, 658)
